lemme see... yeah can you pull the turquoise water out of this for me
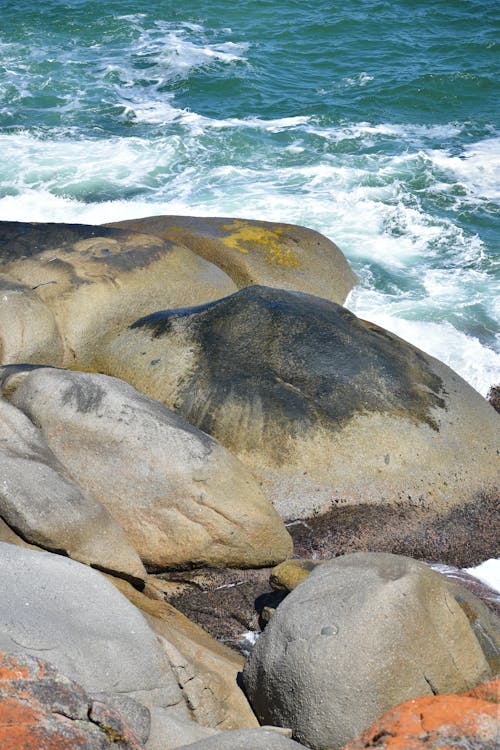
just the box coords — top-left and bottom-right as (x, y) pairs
(1, 0), (498, 393)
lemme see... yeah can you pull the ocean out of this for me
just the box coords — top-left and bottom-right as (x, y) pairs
(0, 0), (499, 395)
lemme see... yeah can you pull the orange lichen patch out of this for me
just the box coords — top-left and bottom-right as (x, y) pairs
(0, 694), (39, 725)
(0, 722), (91, 750)
(220, 220), (301, 268)
(342, 687), (500, 750)
(0, 660), (30, 682)
(0, 652), (46, 683)
(0, 650), (145, 749)
(465, 676), (500, 703)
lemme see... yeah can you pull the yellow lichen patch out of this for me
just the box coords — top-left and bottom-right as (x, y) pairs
(221, 220), (301, 268)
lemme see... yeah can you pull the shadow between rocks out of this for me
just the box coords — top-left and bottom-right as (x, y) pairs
(159, 493), (499, 653)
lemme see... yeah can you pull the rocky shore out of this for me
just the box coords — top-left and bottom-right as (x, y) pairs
(0, 216), (498, 749)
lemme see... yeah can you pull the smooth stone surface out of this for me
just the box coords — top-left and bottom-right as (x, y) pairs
(0, 272), (63, 365)
(0, 220), (237, 369)
(0, 544), (184, 717)
(96, 285), (500, 522)
(269, 557), (500, 674)
(0, 394), (145, 582)
(146, 710), (217, 750)
(242, 552), (494, 750)
(107, 214), (357, 305)
(0, 365), (292, 569)
(180, 728), (309, 749)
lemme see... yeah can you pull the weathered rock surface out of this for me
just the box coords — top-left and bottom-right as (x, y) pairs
(109, 573), (260, 731)
(268, 557), (500, 675)
(180, 727), (309, 749)
(0, 365), (292, 569)
(0, 650), (145, 750)
(0, 220), (237, 369)
(342, 677), (500, 750)
(96, 285), (500, 529)
(287, 498), (500, 568)
(242, 552), (495, 750)
(0, 393), (145, 582)
(487, 384), (500, 413)
(157, 566), (286, 654)
(107, 214), (357, 305)
(0, 544), (187, 732)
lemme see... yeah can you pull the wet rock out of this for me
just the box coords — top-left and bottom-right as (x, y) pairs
(287, 497), (500, 570)
(157, 567), (286, 653)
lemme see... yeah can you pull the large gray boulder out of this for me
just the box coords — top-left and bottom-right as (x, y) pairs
(107, 214), (357, 305)
(0, 393), (145, 582)
(0, 365), (291, 569)
(94, 286), (499, 528)
(242, 552), (495, 750)
(0, 220), (237, 370)
(0, 543), (195, 746)
(0, 543), (181, 708)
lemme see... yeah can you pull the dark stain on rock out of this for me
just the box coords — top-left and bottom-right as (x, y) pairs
(288, 491), (500, 575)
(0, 220), (172, 274)
(160, 566), (284, 654)
(89, 239), (173, 272)
(0, 221), (119, 262)
(130, 286), (445, 453)
(61, 377), (106, 414)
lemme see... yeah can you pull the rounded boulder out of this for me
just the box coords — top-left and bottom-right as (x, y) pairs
(1, 365), (292, 570)
(242, 552), (495, 750)
(107, 214), (357, 304)
(0, 220), (237, 369)
(95, 286), (500, 529)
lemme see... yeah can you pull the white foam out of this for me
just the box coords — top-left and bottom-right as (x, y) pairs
(240, 631), (259, 646)
(1, 125), (497, 397)
(304, 121), (463, 143)
(129, 21), (250, 80)
(465, 559), (500, 594)
(426, 137), (500, 200)
(343, 72), (374, 87)
(347, 288), (500, 396)
(124, 99), (311, 131)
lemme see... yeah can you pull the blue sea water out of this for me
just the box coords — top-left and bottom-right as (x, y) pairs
(0, 0), (499, 394)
